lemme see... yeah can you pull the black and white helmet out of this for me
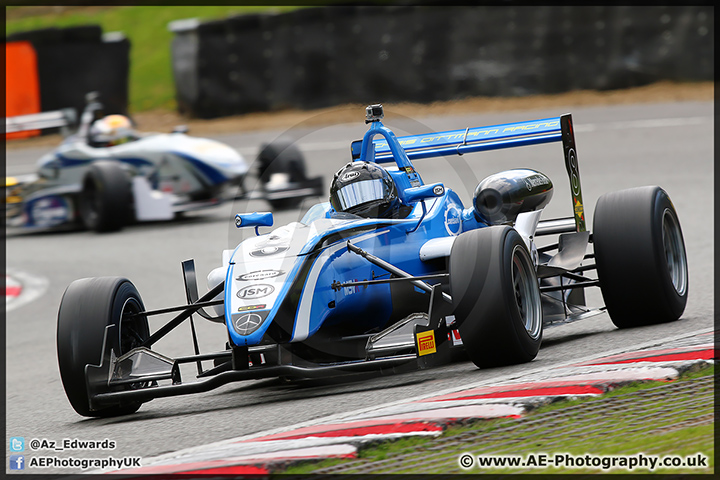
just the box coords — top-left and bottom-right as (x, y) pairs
(329, 161), (399, 218)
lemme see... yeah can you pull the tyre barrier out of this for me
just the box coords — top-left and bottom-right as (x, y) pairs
(169, 5), (713, 118)
(6, 24), (130, 130)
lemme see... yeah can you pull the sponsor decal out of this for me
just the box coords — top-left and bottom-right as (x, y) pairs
(444, 204), (462, 236)
(414, 121), (559, 145)
(233, 313), (263, 335)
(501, 120), (559, 133)
(524, 175), (550, 191)
(28, 196), (70, 227)
(237, 284), (275, 299)
(574, 198), (585, 222)
(341, 171), (360, 182)
(343, 279), (362, 296)
(236, 270), (285, 281)
(238, 304), (266, 312)
(566, 148), (580, 196)
(417, 330), (437, 356)
(250, 245), (289, 257)
(433, 185), (445, 196)
(405, 166), (421, 187)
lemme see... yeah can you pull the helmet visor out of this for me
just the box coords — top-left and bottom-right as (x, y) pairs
(336, 179), (388, 211)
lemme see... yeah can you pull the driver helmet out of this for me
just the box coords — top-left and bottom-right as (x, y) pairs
(90, 114), (135, 146)
(329, 161), (399, 218)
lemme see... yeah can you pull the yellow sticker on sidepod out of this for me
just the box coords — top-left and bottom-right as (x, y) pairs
(417, 331), (437, 356)
(574, 197), (584, 222)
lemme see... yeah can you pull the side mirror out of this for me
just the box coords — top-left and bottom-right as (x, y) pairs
(172, 125), (189, 134)
(235, 211), (273, 235)
(404, 182), (445, 204)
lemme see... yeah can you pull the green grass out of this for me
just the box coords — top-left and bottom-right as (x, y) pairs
(281, 364), (714, 475)
(6, 6), (301, 112)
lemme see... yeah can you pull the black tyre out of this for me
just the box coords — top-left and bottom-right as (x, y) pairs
(450, 226), (543, 368)
(78, 161), (132, 232)
(268, 198), (297, 210)
(257, 139), (307, 184)
(57, 277), (150, 417)
(593, 186), (688, 328)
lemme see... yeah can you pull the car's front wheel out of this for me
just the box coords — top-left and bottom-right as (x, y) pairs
(57, 277), (149, 417)
(450, 226), (543, 368)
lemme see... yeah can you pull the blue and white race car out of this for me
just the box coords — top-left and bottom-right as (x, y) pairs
(56, 105), (688, 417)
(6, 94), (322, 232)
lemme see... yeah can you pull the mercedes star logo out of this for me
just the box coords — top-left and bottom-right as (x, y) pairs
(234, 313), (263, 335)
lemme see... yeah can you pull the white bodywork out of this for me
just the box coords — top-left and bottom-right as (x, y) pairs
(37, 133), (248, 198)
(12, 131), (248, 228)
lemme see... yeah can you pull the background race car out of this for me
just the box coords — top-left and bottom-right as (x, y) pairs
(5, 93), (323, 233)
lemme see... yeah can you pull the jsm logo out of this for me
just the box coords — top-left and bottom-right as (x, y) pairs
(237, 284), (275, 299)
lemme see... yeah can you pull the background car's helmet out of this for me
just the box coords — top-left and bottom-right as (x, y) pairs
(330, 161), (399, 218)
(90, 114), (134, 146)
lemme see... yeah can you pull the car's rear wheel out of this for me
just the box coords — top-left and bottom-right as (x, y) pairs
(450, 226), (543, 368)
(593, 186), (688, 328)
(78, 161), (132, 232)
(57, 277), (149, 417)
(257, 139), (310, 211)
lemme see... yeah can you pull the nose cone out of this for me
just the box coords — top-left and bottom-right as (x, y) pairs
(225, 222), (309, 346)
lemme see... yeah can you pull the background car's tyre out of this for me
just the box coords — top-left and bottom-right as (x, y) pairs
(450, 226), (543, 368)
(257, 139), (307, 184)
(78, 160), (132, 232)
(57, 277), (150, 417)
(257, 139), (311, 210)
(593, 186), (688, 328)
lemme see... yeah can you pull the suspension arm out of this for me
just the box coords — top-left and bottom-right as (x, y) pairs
(140, 281), (225, 348)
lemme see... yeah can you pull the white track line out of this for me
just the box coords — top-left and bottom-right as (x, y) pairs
(5, 269), (49, 312)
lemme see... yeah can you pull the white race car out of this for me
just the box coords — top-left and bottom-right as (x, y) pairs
(6, 94), (322, 232)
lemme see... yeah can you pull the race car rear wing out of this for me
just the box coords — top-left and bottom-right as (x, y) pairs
(351, 113), (585, 232)
(5, 108), (77, 135)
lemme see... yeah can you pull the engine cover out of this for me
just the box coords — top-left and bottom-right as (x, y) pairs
(473, 169), (553, 225)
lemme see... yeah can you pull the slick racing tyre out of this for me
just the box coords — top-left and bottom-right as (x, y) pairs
(257, 139), (308, 210)
(57, 277), (150, 417)
(593, 186), (688, 328)
(450, 226), (543, 368)
(78, 160), (132, 232)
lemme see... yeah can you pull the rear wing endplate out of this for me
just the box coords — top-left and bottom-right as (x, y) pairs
(5, 108), (77, 135)
(350, 114), (586, 232)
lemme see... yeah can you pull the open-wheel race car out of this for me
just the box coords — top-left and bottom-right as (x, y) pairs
(57, 105), (688, 417)
(6, 93), (323, 233)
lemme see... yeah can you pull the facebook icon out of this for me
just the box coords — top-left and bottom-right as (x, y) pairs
(10, 455), (25, 470)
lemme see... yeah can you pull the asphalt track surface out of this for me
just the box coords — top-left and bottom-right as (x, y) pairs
(5, 101), (713, 473)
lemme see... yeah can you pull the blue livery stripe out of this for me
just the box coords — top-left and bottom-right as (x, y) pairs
(172, 151), (228, 185)
(50, 154), (154, 169)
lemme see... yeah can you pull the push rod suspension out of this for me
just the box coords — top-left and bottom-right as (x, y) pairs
(540, 280), (599, 292)
(346, 241), (452, 303)
(126, 299), (223, 318)
(332, 274), (449, 291)
(140, 282), (225, 348)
